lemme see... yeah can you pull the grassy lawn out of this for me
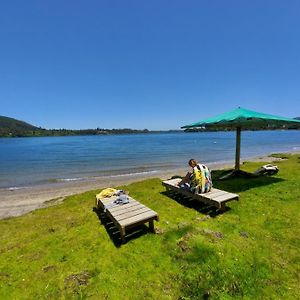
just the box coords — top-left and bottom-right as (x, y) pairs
(0, 154), (299, 299)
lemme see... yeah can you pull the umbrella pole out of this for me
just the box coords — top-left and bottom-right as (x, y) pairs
(219, 126), (242, 179)
(219, 126), (257, 179)
(235, 126), (241, 170)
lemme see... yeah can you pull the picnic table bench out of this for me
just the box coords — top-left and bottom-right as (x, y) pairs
(96, 195), (159, 243)
(162, 178), (239, 212)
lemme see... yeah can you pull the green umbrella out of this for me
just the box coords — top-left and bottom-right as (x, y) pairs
(182, 107), (300, 174)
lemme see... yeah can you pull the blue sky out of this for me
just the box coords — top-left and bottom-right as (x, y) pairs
(1, 1), (300, 130)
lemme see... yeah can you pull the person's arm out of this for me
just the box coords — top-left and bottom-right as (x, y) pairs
(177, 172), (192, 186)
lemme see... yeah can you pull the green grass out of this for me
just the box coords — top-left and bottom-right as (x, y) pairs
(0, 154), (300, 299)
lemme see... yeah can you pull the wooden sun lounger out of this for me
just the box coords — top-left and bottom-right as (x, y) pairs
(162, 178), (239, 211)
(96, 195), (159, 243)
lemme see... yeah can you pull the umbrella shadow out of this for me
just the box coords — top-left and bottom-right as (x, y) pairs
(210, 169), (285, 193)
(92, 207), (152, 247)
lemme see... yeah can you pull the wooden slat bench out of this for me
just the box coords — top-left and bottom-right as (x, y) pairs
(162, 178), (239, 212)
(96, 195), (159, 243)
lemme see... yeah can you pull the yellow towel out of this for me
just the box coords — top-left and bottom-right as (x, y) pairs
(96, 188), (117, 199)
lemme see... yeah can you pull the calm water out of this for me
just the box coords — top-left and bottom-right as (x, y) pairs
(0, 131), (299, 189)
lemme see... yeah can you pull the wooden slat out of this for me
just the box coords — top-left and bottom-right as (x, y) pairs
(205, 189), (221, 195)
(98, 196), (139, 210)
(96, 195), (159, 243)
(216, 192), (238, 199)
(119, 211), (158, 227)
(204, 190), (234, 201)
(205, 190), (227, 198)
(111, 204), (147, 216)
(100, 196), (118, 204)
(108, 201), (141, 213)
(100, 196), (137, 205)
(114, 207), (151, 222)
(114, 206), (150, 219)
(162, 179), (239, 209)
(212, 193), (239, 202)
(163, 178), (180, 186)
(163, 180), (226, 198)
(98, 195), (136, 203)
(164, 180), (227, 196)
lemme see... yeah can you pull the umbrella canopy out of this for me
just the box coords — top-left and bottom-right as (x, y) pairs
(182, 107), (300, 171)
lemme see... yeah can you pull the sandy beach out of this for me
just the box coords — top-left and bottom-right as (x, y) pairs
(0, 153), (292, 220)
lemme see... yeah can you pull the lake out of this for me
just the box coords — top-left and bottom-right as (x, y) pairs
(0, 130), (299, 189)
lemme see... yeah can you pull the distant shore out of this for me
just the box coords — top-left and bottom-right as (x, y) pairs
(1, 151), (296, 220)
(0, 115), (183, 137)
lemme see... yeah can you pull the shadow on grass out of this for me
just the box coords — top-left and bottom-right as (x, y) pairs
(211, 169), (285, 193)
(93, 207), (153, 247)
(162, 170), (284, 216)
(161, 191), (226, 218)
(167, 172), (284, 194)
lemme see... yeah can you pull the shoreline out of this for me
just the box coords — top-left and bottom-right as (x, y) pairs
(0, 151), (297, 220)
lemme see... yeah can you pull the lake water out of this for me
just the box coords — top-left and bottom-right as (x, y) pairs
(0, 130), (299, 189)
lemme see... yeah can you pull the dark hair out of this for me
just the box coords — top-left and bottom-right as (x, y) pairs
(189, 159), (197, 166)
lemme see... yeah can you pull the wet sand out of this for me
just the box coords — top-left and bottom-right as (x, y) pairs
(0, 153), (291, 220)
(0, 167), (190, 220)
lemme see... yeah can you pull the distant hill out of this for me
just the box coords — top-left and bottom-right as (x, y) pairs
(0, 116), (153, 137)
(295, 117), (300, 120)
(0, 116), (40, 137)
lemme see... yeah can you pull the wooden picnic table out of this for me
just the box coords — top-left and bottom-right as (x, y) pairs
(96, 195), (159, 243)
(162, 178), (239, 211)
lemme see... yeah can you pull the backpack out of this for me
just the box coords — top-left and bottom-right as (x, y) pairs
(253, 164), (279, 176)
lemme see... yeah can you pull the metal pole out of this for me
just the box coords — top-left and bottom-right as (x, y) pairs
(235, 126), (241, 170)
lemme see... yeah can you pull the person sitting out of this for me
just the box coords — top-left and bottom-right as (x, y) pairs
(177, 159), (212, 193)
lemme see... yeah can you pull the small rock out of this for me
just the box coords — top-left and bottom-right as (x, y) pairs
(177, 222), (189, 229)
(64, 271), (91, 286)
(202, 229), (224, 239)
(177, 239), (191, 252)
(155, 228), (164, 235)
(43, 265), (56, 272)
(196, 215), (211, 222)
(240, 231), (249, 238)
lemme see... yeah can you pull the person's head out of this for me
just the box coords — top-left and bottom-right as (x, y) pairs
(188, 159), (198, 168)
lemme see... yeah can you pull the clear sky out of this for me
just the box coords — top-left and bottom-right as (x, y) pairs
(1, 1), (299, 130)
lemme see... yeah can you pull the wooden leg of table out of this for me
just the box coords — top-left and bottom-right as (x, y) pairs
(120, 227), (126, 243)
(217, 203), (226, 213)
(149, 220), (155, 233)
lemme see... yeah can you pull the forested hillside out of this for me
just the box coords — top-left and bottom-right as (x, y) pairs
(0, 116), (150, 137)
(0, 116), (41, 137)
